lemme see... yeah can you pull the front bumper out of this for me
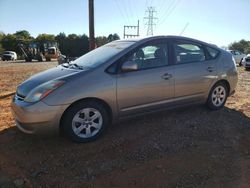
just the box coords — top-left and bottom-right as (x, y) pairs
(11, 96), (68, 134)
(244, 62), (250, 68)
(2, 55), (12, 60)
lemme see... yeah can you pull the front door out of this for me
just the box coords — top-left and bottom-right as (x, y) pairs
(117, 40), (174, 116)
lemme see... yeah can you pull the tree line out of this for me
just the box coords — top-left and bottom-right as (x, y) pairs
(1, 30), (250, 58)
(228, 39), (250, 54)
(0, 30), (120, 58)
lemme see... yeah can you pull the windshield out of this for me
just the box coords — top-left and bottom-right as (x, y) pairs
(71, 41), (134, 68)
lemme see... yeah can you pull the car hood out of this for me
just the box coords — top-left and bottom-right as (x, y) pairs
(17, 66), (86, 97)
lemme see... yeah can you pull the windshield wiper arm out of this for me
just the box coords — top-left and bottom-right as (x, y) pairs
(61, 63), (70, 68)
(69, 63), (84, 70)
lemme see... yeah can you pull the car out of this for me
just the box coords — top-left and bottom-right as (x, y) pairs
(227, 50), (246, 66)
(11, 36), (238, 143)
(242, 54), (250, 70)
(2, 51), (17, 61)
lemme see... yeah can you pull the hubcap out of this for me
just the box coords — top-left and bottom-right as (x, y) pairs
(72, 108), (103, 138)
(211, 86), (226, 107)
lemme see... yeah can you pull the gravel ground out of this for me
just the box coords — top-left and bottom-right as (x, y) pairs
(0, 62), (249, 188)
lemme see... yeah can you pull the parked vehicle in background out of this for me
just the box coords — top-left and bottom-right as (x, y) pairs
(18, 41), (63, 62)
(11, 36), (238, 143)
(2, 51), (17, 61)
(242, 54), (250, 70)
(227, 50), (246, 66)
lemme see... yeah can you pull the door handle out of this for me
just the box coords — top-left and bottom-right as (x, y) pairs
(206, 67), (214, 72)
(161, 73), (172, 80)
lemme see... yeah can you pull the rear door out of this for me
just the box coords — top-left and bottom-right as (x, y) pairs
(172, 40), (217, 103)
(116, 40), (174, 116)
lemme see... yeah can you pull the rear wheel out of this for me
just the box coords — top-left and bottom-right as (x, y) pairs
(207, 82), (228, 110)
(37, 55), (43, 62)
(62, 101), (109, 143)
(25, 57), (32, 62)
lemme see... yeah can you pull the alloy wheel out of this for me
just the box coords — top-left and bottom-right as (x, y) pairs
(211, 86), (226, 107)
(72, 108), (103, 138)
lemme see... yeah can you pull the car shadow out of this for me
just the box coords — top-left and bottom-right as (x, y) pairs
(1, 105), (250, 187)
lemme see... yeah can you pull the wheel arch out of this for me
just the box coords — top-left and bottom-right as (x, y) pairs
(209, 79), (231, 97)
(59, 97), (113, 134)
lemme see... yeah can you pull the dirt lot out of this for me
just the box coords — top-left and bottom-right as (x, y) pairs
(0, 61), (250, 188)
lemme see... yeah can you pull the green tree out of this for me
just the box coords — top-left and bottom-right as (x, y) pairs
(245, 46), (250, 54)
(0, 32), (5, 53)
(229, 39), (250, 54)
(14, 30), (33, 41)
(95, 36), (108, 47)
(1, 34), (19, 53)
(36, 33), (55, 42)
(55, 32), (67, 55)
(56, 33), (89, 57)
(107, 33), (120, 42)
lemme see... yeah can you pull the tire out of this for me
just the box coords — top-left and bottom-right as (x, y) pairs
(239, 60), (242, 67)
(37, 55), (43, 62)
(61, 101), (110, 143)
(206, 82), (228, 110)
(46, 58), (51, 61)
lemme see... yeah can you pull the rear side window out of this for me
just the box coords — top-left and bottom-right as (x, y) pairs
(173, 42), (205, 64)
(207, 46), (220, 59)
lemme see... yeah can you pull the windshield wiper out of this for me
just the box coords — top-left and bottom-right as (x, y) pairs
(61, 63), (70, 68)
(69, 63), (85, 70)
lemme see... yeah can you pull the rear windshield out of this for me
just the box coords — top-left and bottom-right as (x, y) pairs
(72, 41), (134, 68)
(3, 51), (12, 54)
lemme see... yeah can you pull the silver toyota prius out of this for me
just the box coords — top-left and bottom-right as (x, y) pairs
(11, 36), (238, 142)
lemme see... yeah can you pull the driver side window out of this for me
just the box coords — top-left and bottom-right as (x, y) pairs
(125, 43), (168, 70)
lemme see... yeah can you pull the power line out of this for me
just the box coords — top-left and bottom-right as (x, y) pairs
(114, 0), (129, 25)
(128, 0), (135, 24)
(158, 0), (181, 26)
(149, 0), (154, 6)
(158, 0), (177, 26)
(144, 7), (158, 36)
(120, 0), (132, 25)
(144, 0), (150, 11)
(158, 0), (170, 15)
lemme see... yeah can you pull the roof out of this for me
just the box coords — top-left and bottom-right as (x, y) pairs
(115, 35), (218, 49)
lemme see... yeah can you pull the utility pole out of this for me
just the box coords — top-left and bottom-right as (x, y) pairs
(144, 7), (157, 36)
(88, 0), (95, 50)
(123, 20), (140, 39)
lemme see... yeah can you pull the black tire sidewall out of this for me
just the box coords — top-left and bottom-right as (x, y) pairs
(207, 82), (228, 110)
(62, 101), (109, 143)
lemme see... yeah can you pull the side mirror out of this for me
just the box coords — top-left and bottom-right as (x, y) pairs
(121, 61), (138, 72)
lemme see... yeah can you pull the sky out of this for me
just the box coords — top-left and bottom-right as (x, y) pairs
(0, 0), (249, 47)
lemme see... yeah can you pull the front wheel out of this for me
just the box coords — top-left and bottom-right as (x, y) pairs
(207, 83), (228, 110)
(62, 101), (109, 143)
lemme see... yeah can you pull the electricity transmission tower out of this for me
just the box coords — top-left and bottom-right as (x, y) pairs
(144, 7), (158, 36)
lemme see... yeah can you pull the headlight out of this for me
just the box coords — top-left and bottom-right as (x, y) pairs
(24, 80), (65, 103)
